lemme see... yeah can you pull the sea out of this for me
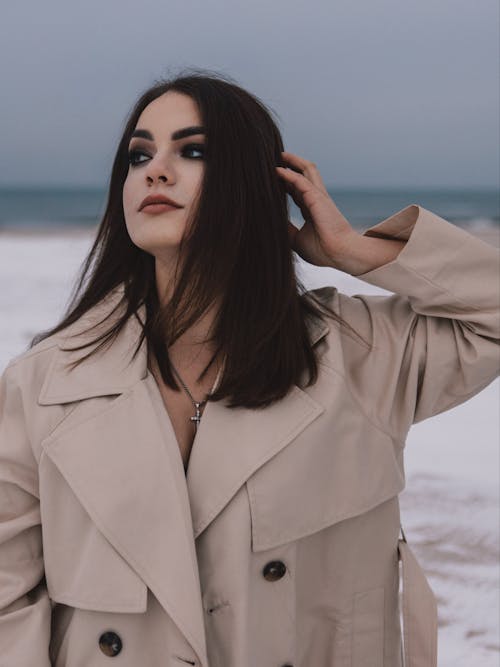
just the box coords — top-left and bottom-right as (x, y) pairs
(0, 185), (498, 233)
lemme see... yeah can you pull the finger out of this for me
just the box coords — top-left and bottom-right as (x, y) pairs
(277, 167), (305, 200)
(282, 155), (329, 197)
(276, 166), (321, 203)
(276, 167), (307, 205)
(279, 175), (300, 202)
(277, 156), (303, 175)
(280, 151), (329, 195)
(281, 150), (310, 169)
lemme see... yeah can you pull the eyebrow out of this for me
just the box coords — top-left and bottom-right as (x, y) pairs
(130, 126), (206, 142)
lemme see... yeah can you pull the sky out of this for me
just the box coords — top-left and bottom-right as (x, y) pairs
(0, 0), (498, 189)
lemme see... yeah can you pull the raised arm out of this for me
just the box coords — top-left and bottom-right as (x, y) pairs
(276, 152), (499, 438)
(315, 204), (500, 438)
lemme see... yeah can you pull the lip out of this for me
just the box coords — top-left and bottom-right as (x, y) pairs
(138, 194), (183, 211)
(141, 203), (181, 214)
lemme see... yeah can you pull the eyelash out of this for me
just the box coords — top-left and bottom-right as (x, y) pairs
(127, 143), (205, 166)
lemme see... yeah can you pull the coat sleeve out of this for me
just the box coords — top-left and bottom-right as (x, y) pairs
(330, 204), (500, 440)
(0, 361), (52, 665)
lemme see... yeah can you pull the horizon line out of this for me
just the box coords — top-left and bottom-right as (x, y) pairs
(0, 183), (498, 191)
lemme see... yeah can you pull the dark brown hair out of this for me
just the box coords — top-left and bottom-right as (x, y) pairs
(29, 67), (367, 409)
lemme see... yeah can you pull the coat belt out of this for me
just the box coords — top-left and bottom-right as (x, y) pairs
(398, 536), (438, 667)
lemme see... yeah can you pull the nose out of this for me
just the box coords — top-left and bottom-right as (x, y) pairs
(144, 153), (176, 185)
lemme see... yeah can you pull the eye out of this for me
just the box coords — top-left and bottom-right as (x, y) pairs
(127, 143), (205, 167)
(182, 143), (205, 159)
(128, 149), (149, 166)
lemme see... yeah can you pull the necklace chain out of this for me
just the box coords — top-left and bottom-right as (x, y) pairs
(169, 361), (209, 431)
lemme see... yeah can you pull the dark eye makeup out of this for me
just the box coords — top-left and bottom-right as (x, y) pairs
(127, 143), (205, 166)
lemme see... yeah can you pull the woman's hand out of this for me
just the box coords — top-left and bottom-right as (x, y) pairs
(276, 150), (358, 267)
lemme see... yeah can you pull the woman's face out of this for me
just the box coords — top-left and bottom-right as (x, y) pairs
(123, 91), (206, 265)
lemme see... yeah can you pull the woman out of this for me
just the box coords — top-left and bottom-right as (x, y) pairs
(0, 70), (498, 667)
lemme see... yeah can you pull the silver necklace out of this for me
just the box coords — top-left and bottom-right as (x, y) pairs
(169, 361), (209, 431)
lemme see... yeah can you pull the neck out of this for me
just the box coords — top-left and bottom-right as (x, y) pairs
(154, 256), (221, 354)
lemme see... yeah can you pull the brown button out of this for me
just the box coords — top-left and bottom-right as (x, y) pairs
(98, 631), (122, 657)
(262, 560), (287, 581)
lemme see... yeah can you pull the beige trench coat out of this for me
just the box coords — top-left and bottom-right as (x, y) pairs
(1, 205), (499, 667)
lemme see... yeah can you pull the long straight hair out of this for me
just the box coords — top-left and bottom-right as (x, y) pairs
(29, 68), (367, 409)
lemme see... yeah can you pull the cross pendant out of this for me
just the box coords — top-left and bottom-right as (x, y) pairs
(190, 402), (205, 430)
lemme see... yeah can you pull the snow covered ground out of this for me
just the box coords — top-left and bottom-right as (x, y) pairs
(1, 228), (499, 665)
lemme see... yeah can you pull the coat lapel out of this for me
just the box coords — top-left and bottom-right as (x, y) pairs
(40, 379), (210, 666)
(37, 285), (329, 664)
(185, 380), (325, 539)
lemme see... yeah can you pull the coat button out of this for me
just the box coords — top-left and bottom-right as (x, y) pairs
(98, 631), (123, 657)
(262, 560), (287, 581)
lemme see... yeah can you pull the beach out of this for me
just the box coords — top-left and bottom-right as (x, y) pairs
(1, 224), (499, 665)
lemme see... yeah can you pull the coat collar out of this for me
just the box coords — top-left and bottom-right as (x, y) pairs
(38, 283), (330, 667)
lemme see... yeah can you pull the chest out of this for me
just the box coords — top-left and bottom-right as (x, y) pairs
(154, 381), (203, 472)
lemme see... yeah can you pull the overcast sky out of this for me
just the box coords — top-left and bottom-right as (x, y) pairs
(0, 0), (498, 188)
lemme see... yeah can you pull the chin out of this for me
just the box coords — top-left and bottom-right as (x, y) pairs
(128, 220), (185, 248)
